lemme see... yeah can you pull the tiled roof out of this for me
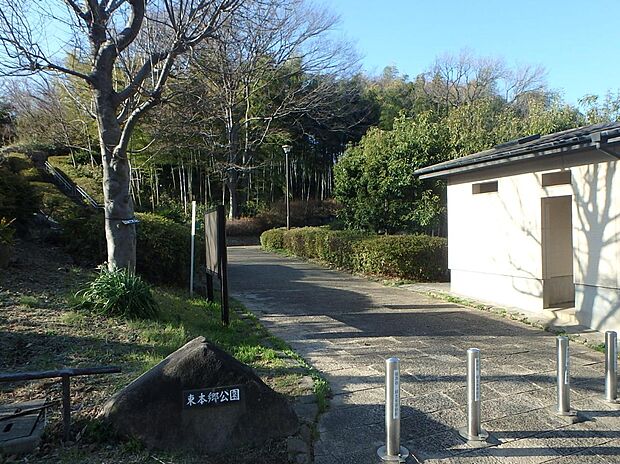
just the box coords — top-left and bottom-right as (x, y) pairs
(415, 121), (620, 179)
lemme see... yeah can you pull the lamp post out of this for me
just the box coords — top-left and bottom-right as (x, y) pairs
(282, 144), (292, 230)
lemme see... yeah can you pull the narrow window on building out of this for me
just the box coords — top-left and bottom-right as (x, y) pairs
(472, 181), (498, 194)
(542, 170), (571, 187)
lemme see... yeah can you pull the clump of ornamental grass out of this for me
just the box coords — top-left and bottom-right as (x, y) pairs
(74, 267), (158, 319)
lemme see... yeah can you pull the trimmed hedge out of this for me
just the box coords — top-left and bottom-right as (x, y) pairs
(51, 208), (200, 287)
(260, 226), (448, 282)
(136, 212), (198, 286)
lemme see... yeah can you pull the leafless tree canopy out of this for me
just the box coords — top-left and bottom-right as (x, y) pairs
(422, 50), (547, 110)
(0, 0), (244, 269)
(150, 0), (361, 217)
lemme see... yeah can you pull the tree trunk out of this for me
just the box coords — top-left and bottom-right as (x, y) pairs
(227, 171), (240, 219)
(96, 90), (137, 272)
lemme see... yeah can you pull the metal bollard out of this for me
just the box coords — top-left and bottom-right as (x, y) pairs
(553, 335), (576, 416)
(459, 348), (488, 442)
(605, 331), (618, 403)
(377, 358), (409, 462)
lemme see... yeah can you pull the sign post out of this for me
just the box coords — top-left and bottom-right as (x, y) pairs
(204, 205), (229, 326)
(190, 200), (196, 296)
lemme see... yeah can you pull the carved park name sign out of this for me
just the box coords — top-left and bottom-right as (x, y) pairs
(183, 385), (244, 409)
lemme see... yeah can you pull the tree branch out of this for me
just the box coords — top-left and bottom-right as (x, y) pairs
(114, 51), (167, 105)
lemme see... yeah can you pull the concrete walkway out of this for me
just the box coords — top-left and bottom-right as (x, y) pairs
(228, 246), (620, 463)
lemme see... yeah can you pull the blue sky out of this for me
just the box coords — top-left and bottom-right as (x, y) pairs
(330, 0), (620, 105)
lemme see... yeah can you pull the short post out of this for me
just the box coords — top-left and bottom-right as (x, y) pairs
(206, 273), (214, 302)
(189, 200), (197, 296)
(377, 358), (409, 462)
(553, 335), (576, 417)
(605, 331), (618, 403)
(459, 348), (488, 442)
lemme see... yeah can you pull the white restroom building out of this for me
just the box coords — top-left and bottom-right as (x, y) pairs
(415, 122), (620, 333)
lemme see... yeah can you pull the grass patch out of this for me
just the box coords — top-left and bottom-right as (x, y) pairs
(2, 260), (324, 463)
(18, 295), (43, 307)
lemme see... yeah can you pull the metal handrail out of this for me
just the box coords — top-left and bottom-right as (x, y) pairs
(44, 161), (103, 209)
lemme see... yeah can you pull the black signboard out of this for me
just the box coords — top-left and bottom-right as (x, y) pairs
(204, 205), (229, 326)
(182, 385), (244, 409)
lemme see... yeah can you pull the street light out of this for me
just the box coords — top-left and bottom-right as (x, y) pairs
(282, 144), (292, 230)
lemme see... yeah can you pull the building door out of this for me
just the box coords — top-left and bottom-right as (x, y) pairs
(541, 196), (575, 308)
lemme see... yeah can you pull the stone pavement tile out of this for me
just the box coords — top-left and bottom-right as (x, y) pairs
(570, 350), (605, 366)
(570, 363), (605, 382)
(514, 389), (558, 409)
(480, 358), (534, 378)
(415, 343), (464, 358)
(324, 367), (383, 394)
(478, 344), (537, 358)
(483, 408), (569, 444)
(402, 391), (460, 414)
(400, 410), (452, 441)
(479, 392), (547, 422)
(578, 408), (620, 432)
(485, 375), (543, 397)
(401, 376), (464, 398)
(303, 354), (357, 373)
(318, 402), (418, 431)
(404, 406), (468, 437)
(313, 439), (331, 456)
(443, 386), (468, 406)
(572, 396), (620, 419)
(420, 448), (502, 463)
(403, 360), (465, 383)
(333, 353), (387, 368)
(521, 387), (557, 407)
(484, 433), (564, 463)
(590, 439), (620, 462)
(524, 372), (557, 390)
(541, 448), (613, 463)
(511, 353), (556, 375)
(315, 421), (384, 457)
(403, 430), (472, 462)
(430, 406), (469, 429)
(315, 451), (377, 464)
(330, 386), (385, 407)
(572, 377), (606, 397)
(538, 429), (612, 456)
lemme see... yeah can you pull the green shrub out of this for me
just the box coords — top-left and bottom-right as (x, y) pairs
(353, 235), (448, 281)
(260, 226), (448, 282)
(320, 230), (369, 269)
(59, 212), (106, 262)
(136, 212), (204, 287)
(74, 267), (158, 319)
(0, 217), (15, 245)
(6, 153), (32, 173)
(0, 166), (41, 224)
(260, 228), (286, 251)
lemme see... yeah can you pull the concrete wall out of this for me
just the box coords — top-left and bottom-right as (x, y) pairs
(572, 161), (620, 331)
(446, 150), (620, 332)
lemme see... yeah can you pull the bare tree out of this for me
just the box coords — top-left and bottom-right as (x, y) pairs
(422, 50), (546, 111)
(0, 0), (242, 270)
(162, 0), (359, 217)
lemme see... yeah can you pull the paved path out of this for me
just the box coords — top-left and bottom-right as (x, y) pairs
(228, 246), (620, 463)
